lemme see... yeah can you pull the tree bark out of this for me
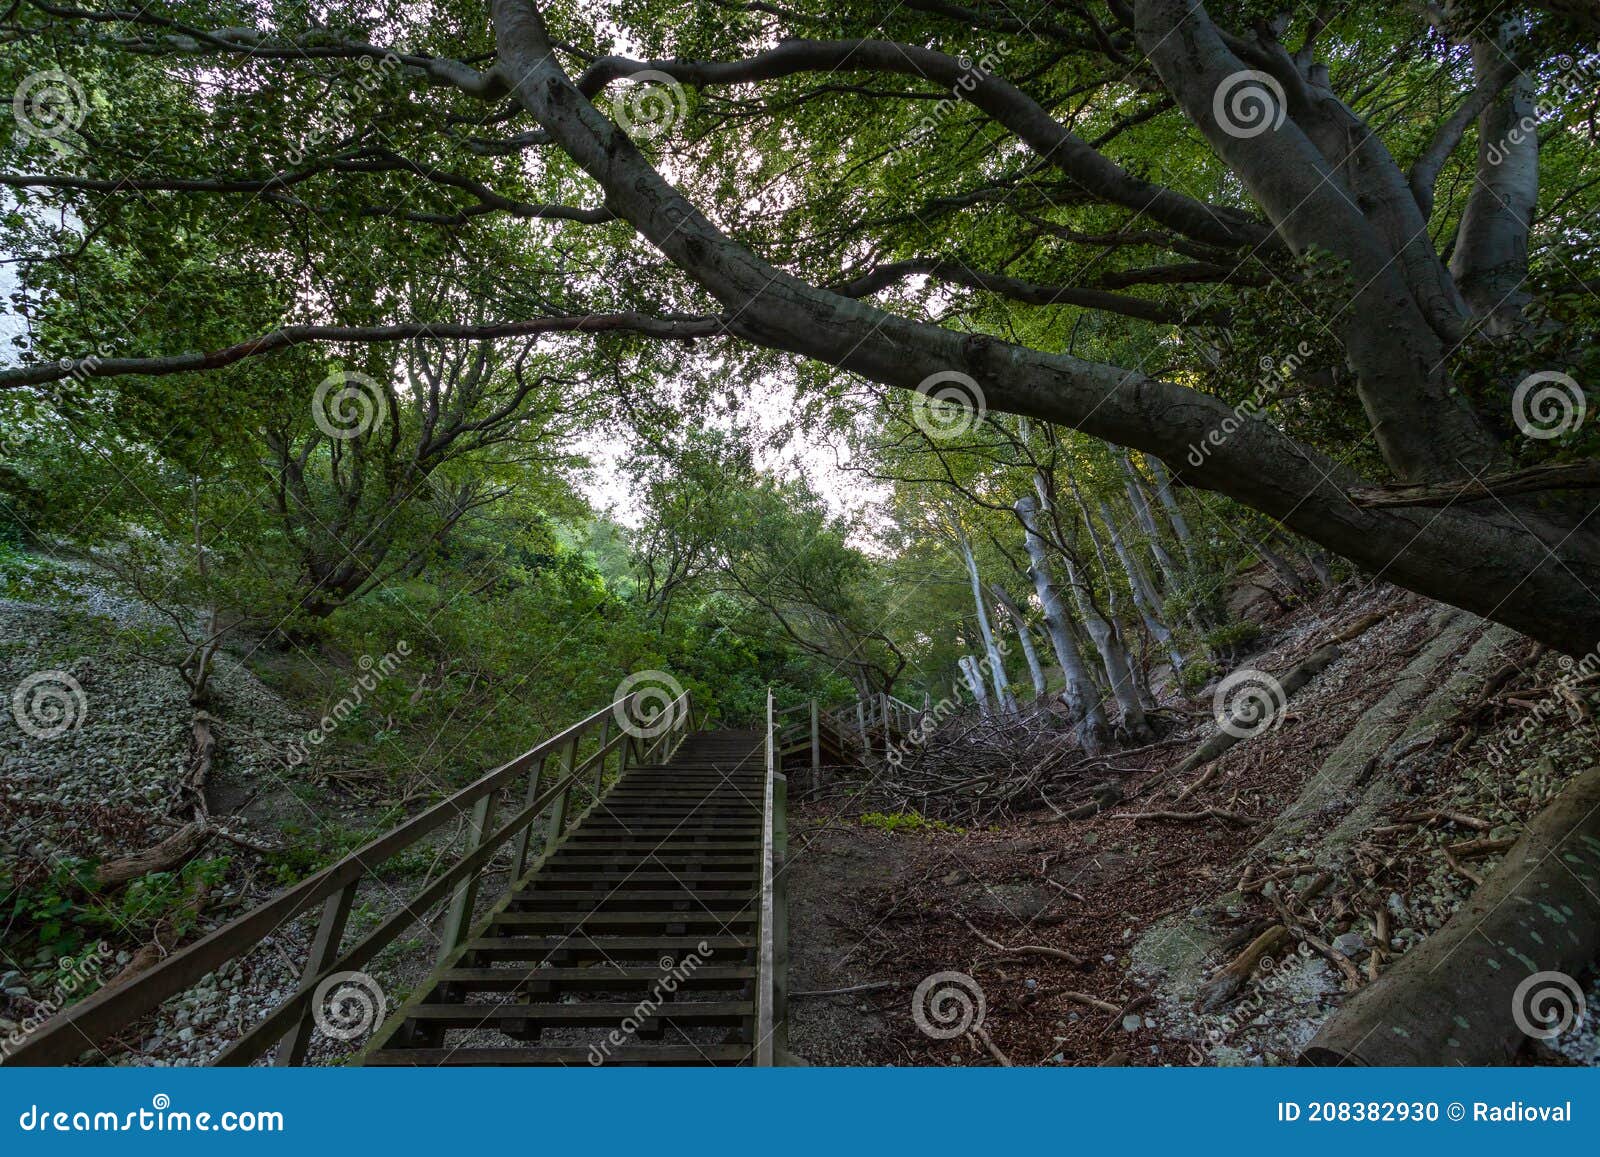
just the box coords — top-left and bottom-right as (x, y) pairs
(1098, 499), (1185, 673)
(991, 582), (1047, 699)
(1015, 496), (1109, 752)
(957, 655), (992, 717)
(960, 537), (1016, 713)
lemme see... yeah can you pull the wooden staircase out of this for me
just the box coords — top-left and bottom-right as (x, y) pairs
(363, 729), (778, 1066)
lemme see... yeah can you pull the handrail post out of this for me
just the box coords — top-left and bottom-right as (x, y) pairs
(273, 881), (356, 1065)
(512, 753), (549, 880)
(593, 714), (610, 798)
(439, 790), (498, 962)
(773, 768), (789, 1061)
(808, 698), (820, 797)
(546, 735), (578, 846)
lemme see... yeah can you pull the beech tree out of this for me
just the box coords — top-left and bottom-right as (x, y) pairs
(3, 0), (1597, 651)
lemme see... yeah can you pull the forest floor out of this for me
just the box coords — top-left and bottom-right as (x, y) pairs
(0, 555), (488, 1065)
(785, 578), (1600, 1067)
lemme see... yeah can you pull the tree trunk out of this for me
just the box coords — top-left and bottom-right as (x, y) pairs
(1119, 452), (1182, 587)
(1142, 453), (1195, 567)
(991, 582), (1047, 698)
(960, 537), (1016, 713)
(1015, 496), (1108, 753)
(957, 655), (992, 717)
(1062, 550), (1154, 743)
(1303, 759), (1600, 1065)
(1099, 500), (1185, 673)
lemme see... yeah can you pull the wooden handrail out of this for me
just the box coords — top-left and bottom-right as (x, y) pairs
(3, 686), (695, 1067)
(755, 688), (777, 1065)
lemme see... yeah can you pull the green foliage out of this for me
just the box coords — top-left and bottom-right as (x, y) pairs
(858, 810), (960, 835)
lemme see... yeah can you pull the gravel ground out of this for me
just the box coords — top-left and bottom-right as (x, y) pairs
(0, 560), (420, 1065)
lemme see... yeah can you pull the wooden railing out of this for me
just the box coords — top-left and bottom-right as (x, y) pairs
(756, 688), (788, 1065)
(3, 688), (698, 1067)
(817, 691), (928, 761)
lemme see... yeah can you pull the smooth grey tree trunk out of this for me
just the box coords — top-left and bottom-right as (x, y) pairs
(991, 582), (1047, 698)
(1143, 453), (1195, 567)
(957, 655), (991, 717)
(1119, 451), (1181, 587)
(959, 536), (1016, 713)
(1098, 498), (1185, 673)
(1014, 496), (1108, 753)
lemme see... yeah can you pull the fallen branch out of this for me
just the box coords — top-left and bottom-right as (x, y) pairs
(970, 1022), (1013, 1066)
(1349, 462), (1600, 508)
(963, 918), (1084, 965)
(1169, 645), (1342, 779)
(1195, 925), (1287, 1011)
(89, 822), (214, 890)
(791, 981), (898, 998)
(1123, 806), (1254, 825)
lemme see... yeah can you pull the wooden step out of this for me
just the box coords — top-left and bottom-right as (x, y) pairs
(462, 935), (753, 961)
(433, 965), (756, 991)
(400, 1000), (752, 1028)
(365, 1045), (751, 1066)
(490, 910), (755, 932)
(511, 890), (756, 908)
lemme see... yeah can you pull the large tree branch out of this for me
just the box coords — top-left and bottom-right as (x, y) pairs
(0, 313), (726, 390)
(1132, 0), (1494, 481)
(827, 258), (1227, 324)
(1407, 58), (1518, 219)
(26, 3), (507, 98)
